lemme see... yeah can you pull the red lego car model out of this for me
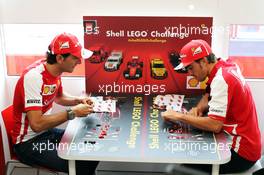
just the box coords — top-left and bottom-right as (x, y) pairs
(88, 45), (108, 63)
(123, 56), (143, 79)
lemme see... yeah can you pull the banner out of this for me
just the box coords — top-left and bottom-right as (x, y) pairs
(83, 16), (213, 95)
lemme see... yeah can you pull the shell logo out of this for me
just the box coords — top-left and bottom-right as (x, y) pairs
(188, 77), (199, 87)
(42, 84), (57, 95)
(43, 86), (50, 94)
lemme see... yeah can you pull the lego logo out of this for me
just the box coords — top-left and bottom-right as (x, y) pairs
(84, 20), (100, 35)
(85, 26), (100, 35)
(85, 24), (93, 32)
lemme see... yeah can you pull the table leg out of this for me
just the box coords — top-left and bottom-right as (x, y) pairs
(68, 160), (76, 175)
(212, 164), (219, 175)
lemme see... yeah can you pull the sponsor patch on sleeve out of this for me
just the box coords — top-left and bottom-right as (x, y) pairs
(26, 99), (41, 104)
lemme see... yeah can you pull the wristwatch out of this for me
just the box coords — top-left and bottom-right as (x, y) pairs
(66, 108), (76, 120)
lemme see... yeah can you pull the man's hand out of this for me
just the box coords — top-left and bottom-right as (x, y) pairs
(76, 97), (94, 105)
(161, 110), (184, 122)
(189, 107), (203, 117)
(71, 103), (94, 117)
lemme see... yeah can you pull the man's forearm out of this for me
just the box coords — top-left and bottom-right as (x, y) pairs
(55, 91), (82, 106)
(180, 114), (223, 133)
(28, 111), (68, 133)
(55, 96), (80, 106)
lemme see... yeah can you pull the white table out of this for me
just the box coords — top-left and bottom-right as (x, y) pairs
(58, 95), (231, 175)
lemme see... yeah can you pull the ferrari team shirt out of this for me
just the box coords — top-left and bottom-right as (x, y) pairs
(12, 59), (63, 144)
(207, 59), (261, 161)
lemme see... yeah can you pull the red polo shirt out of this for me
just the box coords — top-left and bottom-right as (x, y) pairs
(206, 59), (261, 161)
(12, 59), (63, 144)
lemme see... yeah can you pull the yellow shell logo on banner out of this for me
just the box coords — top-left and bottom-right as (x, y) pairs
(188, 77), (199, 87)
(186, 76), (208, 89)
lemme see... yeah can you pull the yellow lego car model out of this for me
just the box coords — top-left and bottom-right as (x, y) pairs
(150, 58), (168, 79)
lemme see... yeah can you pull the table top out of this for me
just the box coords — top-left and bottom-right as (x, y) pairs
(58, 95), (231, 164)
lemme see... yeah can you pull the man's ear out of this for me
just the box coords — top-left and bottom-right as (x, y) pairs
(197, 57), (207, 69)
(201, 57), (208, 65)
(56, 55), (64, 64)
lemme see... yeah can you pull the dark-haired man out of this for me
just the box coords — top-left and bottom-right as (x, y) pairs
(162, 39), (261, 174)
(12, 33), (98, 175)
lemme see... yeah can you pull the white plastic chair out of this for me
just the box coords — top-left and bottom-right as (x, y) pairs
(0, 105), (60, 175)
(221, 131), (264, 175)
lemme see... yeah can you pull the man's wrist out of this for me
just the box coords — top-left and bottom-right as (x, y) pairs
(179, 112), (187, 122)
(66, 108), (76, 120)
(74, 97), (82, 105)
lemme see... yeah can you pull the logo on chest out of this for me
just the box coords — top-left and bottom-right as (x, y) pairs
(42, 84), (57, 96)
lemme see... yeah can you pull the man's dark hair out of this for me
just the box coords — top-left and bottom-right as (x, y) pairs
(205, 53), (217, 63)
(46, 46), (71, 64)
(194, 53), (217, 64)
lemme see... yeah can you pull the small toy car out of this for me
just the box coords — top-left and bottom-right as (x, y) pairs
(88, 45), (108, 63)
(123, 56), (143, 79)
(150, 58), (167, 79)
(104, 51), (123, 71)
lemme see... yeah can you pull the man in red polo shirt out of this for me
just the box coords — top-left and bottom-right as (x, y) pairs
(13, 32), (98, 175)
(162, 39), (261, 174)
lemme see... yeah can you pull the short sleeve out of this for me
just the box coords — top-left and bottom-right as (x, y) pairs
(23, 70), (43, 111)
(208, 69), (228, 121)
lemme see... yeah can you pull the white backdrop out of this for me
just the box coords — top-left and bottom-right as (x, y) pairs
(1, 0), (264, 58)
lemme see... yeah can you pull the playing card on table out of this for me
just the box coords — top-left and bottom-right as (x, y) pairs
(154, 95), (165, 106)
(90, 96), (104, 102)
(154, 94), (185, 112)
(91, 96), (116, 113)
